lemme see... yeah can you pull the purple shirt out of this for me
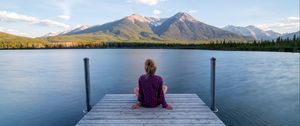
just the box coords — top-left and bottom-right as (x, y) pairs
(138, 74), (168, 108)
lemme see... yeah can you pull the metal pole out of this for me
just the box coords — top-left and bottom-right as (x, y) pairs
(210, 57), (218, 112)
(84, 58), (91, 112)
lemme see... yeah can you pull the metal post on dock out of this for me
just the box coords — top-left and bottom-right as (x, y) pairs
(210, 57), (218, 112)
(84, 58), (92, 112)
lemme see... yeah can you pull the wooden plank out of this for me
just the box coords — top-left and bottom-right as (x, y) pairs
(101, 98), (202, 102)
(94, 102), (206, 106)
(84, 111), (218, 116)
(76, 124), (142, 126)
(90, 109), (212, 113)
(96, 101), (204, 104)
(102, 96), (200, 99)
(85, 111), (217, 116)
(75, 94), (225, 126)
(105, 94), (198, 97)
(91, 106), (210, 110)
(101, 97), (203, 100)
(78, 119), (223, 124)
(77, 123), (225, 126)
(83, 113), (219, 119)
(94, 105), (206, 108)
(77, 124), (142, 126)
(101, 97), (202, 101)
(82, 116), (220, 121)
(85, 111), (217, 114)
(97, 99), (204, 103)
(92, 105), (208, 109)
(144, 124), (225, 126)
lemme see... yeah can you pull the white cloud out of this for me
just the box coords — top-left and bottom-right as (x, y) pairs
(257, 17), (300, 33)
(58, 15), (71, 20)
(53, 0), (72, 21)
(153, 9), (161, 17)
(130, 0), (161, 5)
(0, 27), (33, 37)
(188, 10), (198, 14)
(0, 10), (70, 28)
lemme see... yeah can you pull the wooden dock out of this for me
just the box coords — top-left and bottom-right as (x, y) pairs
(76, 94), (225, 126)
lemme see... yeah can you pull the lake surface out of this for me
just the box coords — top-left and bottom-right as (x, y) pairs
(0, 49), (299, 126)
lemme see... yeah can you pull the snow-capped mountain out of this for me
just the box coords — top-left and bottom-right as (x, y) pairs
(280, 31), (300, 39)
(171, 12), (198, 22)
(151, 12), (249, 40)
(145, 17), (167, 27)
(63, 25), (90, 35)
(121, 13), (167, 27)
(43, 25), (90, 37)
(63, 12), (250, 41)
(43, 32), (59, 37)
(223, 25), (281, 40)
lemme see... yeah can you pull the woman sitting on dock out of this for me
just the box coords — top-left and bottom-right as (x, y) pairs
(132, 59), (173, 110)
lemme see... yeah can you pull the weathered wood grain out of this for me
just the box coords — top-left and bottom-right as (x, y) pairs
(76, 94), (225, 126)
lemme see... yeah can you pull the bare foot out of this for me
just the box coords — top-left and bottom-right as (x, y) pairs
(165, 104), (173, 110)
(131, 103), (141, 109)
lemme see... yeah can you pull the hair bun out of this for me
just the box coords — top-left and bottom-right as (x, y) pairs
(145, 59), (156, 75)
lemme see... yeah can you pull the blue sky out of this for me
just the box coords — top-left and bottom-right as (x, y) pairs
(0, 0), (299, 37)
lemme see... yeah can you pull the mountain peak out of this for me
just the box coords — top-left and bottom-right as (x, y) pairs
(76, 24), (90, 30)
(246, 25), (259, 29)
(126, 13), (149, 23)
(145, 17), (166, 27)
(57, 12), (250, 41)
(45, 24), (90, 36)
(43, 32), (59, 37)
(223, 25), (281, 40)
(172, 12), (197, 22)
(224, 25), (242, 28)
(175, 12), (189, 16)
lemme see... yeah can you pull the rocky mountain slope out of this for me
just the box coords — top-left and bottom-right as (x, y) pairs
(222, 25), (281, 40)
(56, 12), (252, 42)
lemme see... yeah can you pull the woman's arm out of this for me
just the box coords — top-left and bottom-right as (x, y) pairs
(158, 77), (170, 109)
(138, 77), (144, 103)
(159, 85), (172, 110)
(132, 76), (144, 109)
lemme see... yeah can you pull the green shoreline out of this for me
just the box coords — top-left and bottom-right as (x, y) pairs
(1, 31), (299, 52)
(0, 41), (299, 53)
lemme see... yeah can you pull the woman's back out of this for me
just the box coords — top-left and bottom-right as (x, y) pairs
(132, 59), (172, 110)
(138, 74), (166, 108)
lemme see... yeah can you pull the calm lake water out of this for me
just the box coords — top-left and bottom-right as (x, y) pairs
(0, 49), (299, 126)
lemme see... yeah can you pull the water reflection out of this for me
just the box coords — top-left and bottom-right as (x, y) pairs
(0, 49), (299, 126)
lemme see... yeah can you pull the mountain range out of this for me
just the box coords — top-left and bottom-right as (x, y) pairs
(3, 12), (298, 43)
(43, 25), (90, 37)
(280, 31), (300, 39)
(222, 25), (282, 40)
(44, 12), (252, 42)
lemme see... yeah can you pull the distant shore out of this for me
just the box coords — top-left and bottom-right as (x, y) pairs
(1, 35), (300, 53)
(1, 41), (299, 53)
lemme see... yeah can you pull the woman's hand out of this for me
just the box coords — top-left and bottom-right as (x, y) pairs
(131, 102), (141, 109)
(165, 104), (173, 110)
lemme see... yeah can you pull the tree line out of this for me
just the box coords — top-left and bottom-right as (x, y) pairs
(1, 34), (299, 52)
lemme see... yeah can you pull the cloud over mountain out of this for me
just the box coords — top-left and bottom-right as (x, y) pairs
(0, 27), (31, 37)
(130, 0), (162, 5)
(0, 10), (70, 28)
(58, 15), (71, 20)
(153, 9), (161, 17)
(257, 17), (300, 33)
(223, 25), (281, 40)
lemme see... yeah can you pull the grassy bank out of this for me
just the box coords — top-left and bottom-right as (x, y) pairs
(0, 32), (299, 52)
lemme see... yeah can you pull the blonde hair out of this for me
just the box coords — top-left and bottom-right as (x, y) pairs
(144, 59), (156, 75)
